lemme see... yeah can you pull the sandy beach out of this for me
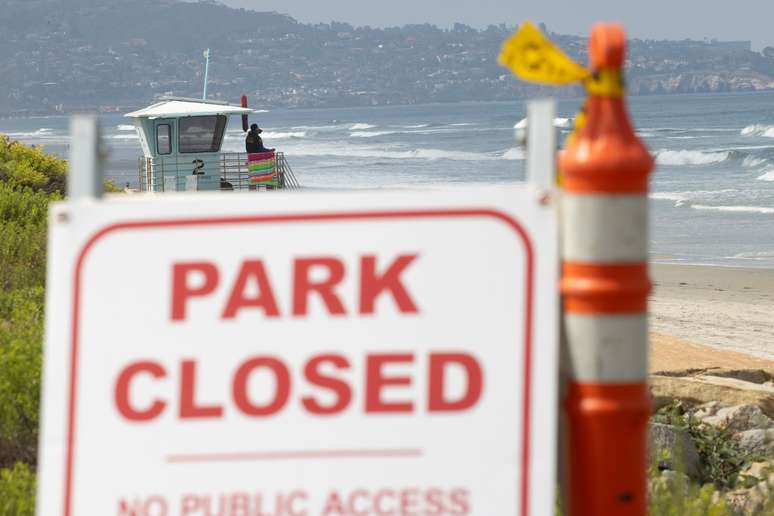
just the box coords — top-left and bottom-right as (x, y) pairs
(649, 263), (774, 371)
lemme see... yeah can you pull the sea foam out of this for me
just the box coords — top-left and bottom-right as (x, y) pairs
(501, 148), (525, 160)
(742, 155), (768, 169)
(650, 189), (740, 206)
(223, 130), (305, 140)
(757, 169), (774, 181)
(513, 117), (572, 130)
(690, 204), (774, 214)
(7, 128), (54, 138)
(731, 250), (774, 260)
(350, 131), (396, 138)
(261, 131), (306, 139)
(655, 149), (730, 166)
(741, 124), (774, 137)
(653, 192), (774, 215)
(349, 123), (376, 130)
(276, 142), (498, 161)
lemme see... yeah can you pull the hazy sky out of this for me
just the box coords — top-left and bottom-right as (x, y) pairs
(223, 0), (774, 50)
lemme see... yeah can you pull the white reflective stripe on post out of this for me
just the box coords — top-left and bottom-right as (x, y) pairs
(526, 99), (557, 189)
(562, 194), (648, 262)
(68, 115), (103, 200)
(562, 313), (648, 382)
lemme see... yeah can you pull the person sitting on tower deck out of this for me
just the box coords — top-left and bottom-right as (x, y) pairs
(245, 124), (275, 154)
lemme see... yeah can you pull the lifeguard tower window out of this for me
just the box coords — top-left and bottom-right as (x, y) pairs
(156, 124), (171, 155)
(178, 115), (227, 154)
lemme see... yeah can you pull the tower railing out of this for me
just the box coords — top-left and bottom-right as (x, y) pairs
(137, 152), (300, 192)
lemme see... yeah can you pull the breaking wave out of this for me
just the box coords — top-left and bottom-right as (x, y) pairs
(513, 117), (572, 130)
(513, 118), (527, 130)
(291, 124), (343, 130)
(349, 123), (376, 130)
(741, 124), (774, 137)
(757, 169), (774, 181)
(650, 189), (737, 205)
(742, 155), (768, 169)
(223, 130), (306, 143)
(655, 149), (730, 166)
(6, 128), (55, 138)
(651, 191), (774, 215)
(650, 192), (691, 203)
(350, 131), (396, 138)
(501, 148), (526, 160)
(730, 250), (774, 260)
(691, 204), (774, 214)
(279, 142), (502, 161)
(261, 131), (306, 139)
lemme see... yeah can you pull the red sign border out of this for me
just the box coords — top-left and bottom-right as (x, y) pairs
(64, 209), (536, 516)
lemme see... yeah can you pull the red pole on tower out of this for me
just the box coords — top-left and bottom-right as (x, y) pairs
(241, 95), (249, 132)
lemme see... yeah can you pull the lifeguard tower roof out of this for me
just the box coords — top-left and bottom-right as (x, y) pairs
(125, 96), (254, 119)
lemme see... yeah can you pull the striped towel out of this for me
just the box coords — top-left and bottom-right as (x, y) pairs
(247, 151), (276, 185)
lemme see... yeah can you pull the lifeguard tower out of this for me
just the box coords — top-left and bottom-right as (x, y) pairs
(126, 97), (299, 192)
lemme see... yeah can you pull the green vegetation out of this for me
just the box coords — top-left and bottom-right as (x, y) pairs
(650, 402), (774, 515)
(654, 401), (756, 489)
(0, 136), (66, 194)
(0, 463), (36, 516)
(648, 468), (774, 515)
(0, 135), (65, 514)
(649, 469), (730, 515)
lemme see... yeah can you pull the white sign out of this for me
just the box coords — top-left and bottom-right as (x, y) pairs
(38, 185), (558, 516)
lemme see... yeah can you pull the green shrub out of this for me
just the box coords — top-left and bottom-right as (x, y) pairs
(649, 467), (730, 515)
(0, 138), (63, 472)
(0, 463), (36, 516)
(650, 401), (774, 514)
(0, 136), (66, 195)
(0, 137), (146, 511)
(654, 401), (755, 489)
(0, 183), (54, 292)
(104, 178), (122, 193)
(0, 286), (44, 466)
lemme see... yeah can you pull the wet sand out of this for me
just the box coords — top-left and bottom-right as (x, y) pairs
(649, 264), (774, 369)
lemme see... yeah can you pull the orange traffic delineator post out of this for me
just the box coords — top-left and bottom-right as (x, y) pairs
(559, 24), (654, 516)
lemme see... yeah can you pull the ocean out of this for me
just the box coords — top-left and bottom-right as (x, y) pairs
(2, 91), (774, 268)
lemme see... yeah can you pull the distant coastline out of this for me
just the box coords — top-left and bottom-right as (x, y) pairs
(4, 0), (774, 117)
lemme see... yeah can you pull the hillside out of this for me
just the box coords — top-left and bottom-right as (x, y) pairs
(2, 0), (774, 115)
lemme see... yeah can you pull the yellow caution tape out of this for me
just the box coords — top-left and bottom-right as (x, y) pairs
(498, 22), (625, 98)
(498, 22), (590, 86)
(557, 102), (589, 186)
(498, 23), (627, 186)
(573, 107), (587, 133)
(583, 69), (624, 98)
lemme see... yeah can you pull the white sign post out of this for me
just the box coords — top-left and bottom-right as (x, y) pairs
(38, 184), (557, 516)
